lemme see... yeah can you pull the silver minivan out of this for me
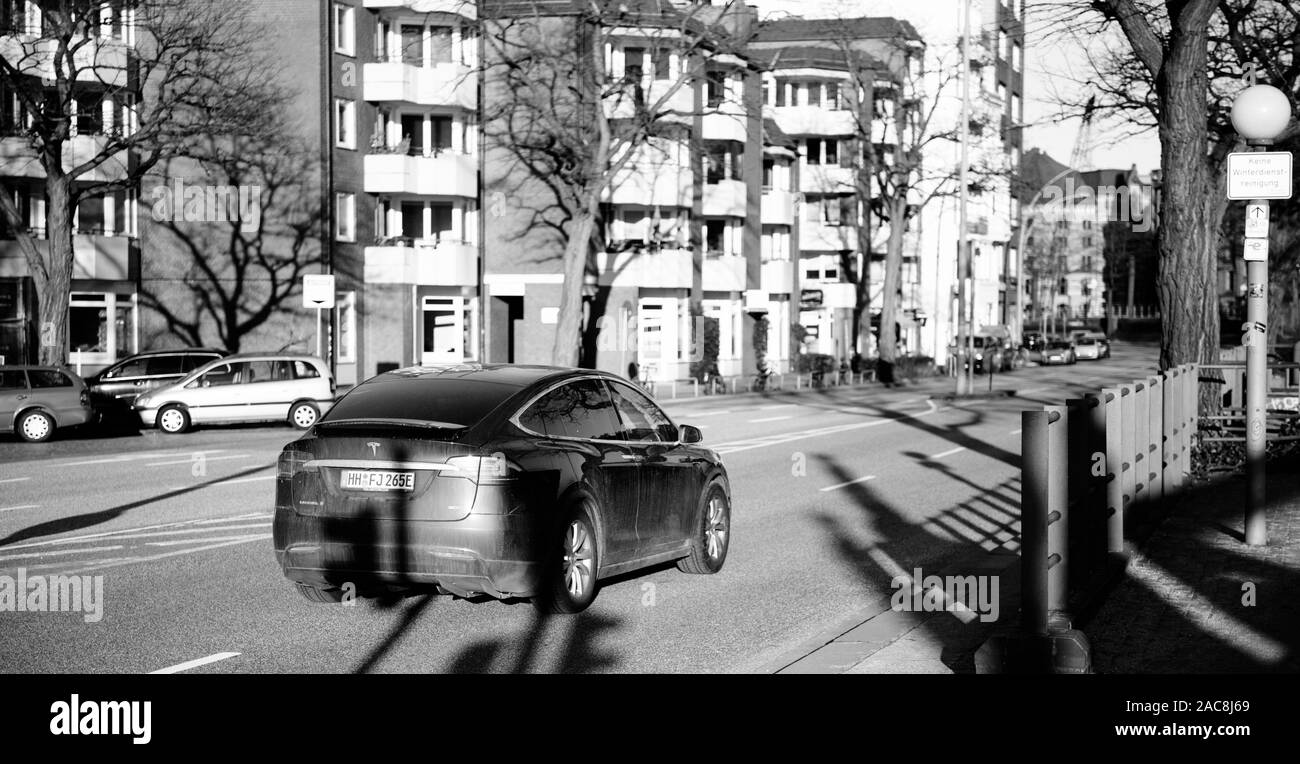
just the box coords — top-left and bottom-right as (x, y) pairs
(133, 353), (335, 434)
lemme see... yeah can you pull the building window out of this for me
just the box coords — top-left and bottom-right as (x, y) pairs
(336, 291), (356, 363)
(335, 193), (355, 242)
(705, 220), (727, 256)
(998, 30), (1007, 61)
(706, 70), (727, 108)
(333, 3), (354, 56)
(806, 82), (820, 107)
(775, 79), (787, 107)
(400, 24), (423, 65)
(653, 48), (671, 80)
(762, 158), (774, 189)
(1013, 43), (1022, 71)
(334, 98), (355, 149)
(430, 26), (453, 64)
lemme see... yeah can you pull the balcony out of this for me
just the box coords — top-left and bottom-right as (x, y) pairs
(606, 79), (695, 124)
(800, 163), (857, 194)
(606, 163), (693, 208)
(363, 152), (477, 197)
(363, 240), (478, 287)
(761, 189), (794, 226)
(0, 135), (129, 181)
(807, 281), (856, 310)
(801, 222), (858, 252)
(0, 234), (136, 281)
(769, 106), (856, 137)
(362, 0), (476, 17)
(703, 253), (747, 292)
(761, 260), (794, 294)
(597, 247), (691, 289)
(702, 111), (747, 144)
(363, 62), (477, 109)
(703, 179), (747, 218)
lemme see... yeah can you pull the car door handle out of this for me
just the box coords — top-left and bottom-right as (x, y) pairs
(618, 453), (643, 462)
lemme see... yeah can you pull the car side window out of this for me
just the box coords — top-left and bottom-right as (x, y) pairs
(29, 370), (73, 388)
(197, 363), (236, 387)
(519, 379), (622, 440)
(292, 360), (320, 379)
(105, 359), (147, 379)
(181, 354), (216, 372)
(0, 370), (26, 390)
(239, 361), (274, 384)
(608, 381), (677, 442)
(145, 356), (183, 376)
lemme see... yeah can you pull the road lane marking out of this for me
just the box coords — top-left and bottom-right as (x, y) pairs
(750, 415), (793, 423)
(57, 535), (272, 575)
(819, 475), (876, 492)
(56, 524), (271, 543)
(146, 453), (251, 467)
(1008, 428), (1022, 435)
(928, 447), (967, 460)
(145, 533), (270, 547)
(0, 477), (30, 484)
(0, 545), (126, 563)
(219, 475), (275, 485)
(0, 513), (275, 551)
(149, 652), (241, 675)
(677, 409), (730, 418)
(758, 404), (796, 410)
(0, 505), (38, 513)
(60, 450), (227, 468)
(713, 402), (946, 455)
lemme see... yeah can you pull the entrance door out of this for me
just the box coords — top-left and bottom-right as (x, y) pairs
(421, 297), (464, 364)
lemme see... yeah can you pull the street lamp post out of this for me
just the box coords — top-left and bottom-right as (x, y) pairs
(956, 0), (973, 395)
(1229, 82), (1293, 547)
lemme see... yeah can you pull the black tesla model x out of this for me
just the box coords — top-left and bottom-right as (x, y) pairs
(273, 364), (731, 613)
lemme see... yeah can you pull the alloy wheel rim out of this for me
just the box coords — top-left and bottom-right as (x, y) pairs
(161, 410), (183, 431)
(562, 519), (594, 599)
(23, 415), (50, 440)
(705, 495), (728, 560)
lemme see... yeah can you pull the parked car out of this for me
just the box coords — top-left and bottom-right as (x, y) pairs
(1040, 339), (1078, 365)
(133, 353), (334, 434)
(1077, 331), (1111, 358)
(85, 348), (226, 413)
(972, 335), (1014, 373)
(273, 364), (732, 614)
(0, 365), (93, 442)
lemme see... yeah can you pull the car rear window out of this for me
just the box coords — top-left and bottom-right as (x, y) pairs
(323, 375), (523, 428)
(29, 370), (73, 388)
(145, 356), (184, 375)
(518, 379), (622, 440)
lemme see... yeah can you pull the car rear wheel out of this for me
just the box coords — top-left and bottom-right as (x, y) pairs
(289, 401), (320, 430)
(294, 583), (347, 604)
(533, 502), (600, 614)
(16, 410), (54, 443)
(158, 404), (190, 434)
(677, 482), (730, 575)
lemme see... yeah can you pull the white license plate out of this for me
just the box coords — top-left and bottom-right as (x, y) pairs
(342, 470), (415, 492)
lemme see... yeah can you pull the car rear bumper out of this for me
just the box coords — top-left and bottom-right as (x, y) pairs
(272, 509), (546, 599)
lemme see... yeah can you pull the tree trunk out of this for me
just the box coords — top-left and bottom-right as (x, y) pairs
(39, 176), (75, 366)
(879, 193), (906, 366)
(551, 203), (596, 368)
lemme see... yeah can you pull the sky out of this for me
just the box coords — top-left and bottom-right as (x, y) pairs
(746, 0), (1163, 175)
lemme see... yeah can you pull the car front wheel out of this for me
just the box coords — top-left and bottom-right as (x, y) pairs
(533, 501), (600, 614)
(158, 404), (190, 434)
(678, 482), (730, 575)
(16, 410), (55, 443)
(289, 401), (320, 429)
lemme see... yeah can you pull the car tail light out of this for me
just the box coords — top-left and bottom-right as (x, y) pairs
(80, 389), (89, 407)
(277, 448), (314, 479)
(444, 453), (516, 485)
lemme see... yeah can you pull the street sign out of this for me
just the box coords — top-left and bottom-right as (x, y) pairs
(302, 274), (335, 309)
(1244, 237), (1269, 262)
(1226, 151), (1293, 200)
(1244, 202), (1270, 237)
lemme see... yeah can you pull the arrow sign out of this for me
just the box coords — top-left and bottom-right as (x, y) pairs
(1245, 202), (1270, 238)
(302, 274), (336, 309)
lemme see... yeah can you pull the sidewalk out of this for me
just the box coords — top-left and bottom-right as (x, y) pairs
(791, 455), (1300, 674)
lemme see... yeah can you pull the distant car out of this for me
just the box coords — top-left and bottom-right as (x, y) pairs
(133, 353), (335, 434)
(85, 348), (226, 412)
(1041, 340), (1077, 366)
(1074, 337), (1103, 360)
(1078, 331), (1111, 358)
(0, 366), (93, 442)
(972, 335), (1014, 373)
(273, 364), (731, 614)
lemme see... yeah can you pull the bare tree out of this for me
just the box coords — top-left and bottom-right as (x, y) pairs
(480, 0), (750, 367)
(0, 0), (284, 364)
(1053, 0), (1300, 389)
(140, 132), (324, 352)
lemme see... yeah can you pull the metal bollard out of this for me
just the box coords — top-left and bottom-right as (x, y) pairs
(1119, 385), (1136, 513)
(1101, 388), (1124, 552)
(1185, 364), (1197, 469)
(671, 380), (677, 399)
(1133, 381), (1149, 508)
(1146, 375), (1163, 503)
(692, 379), (699, 398)
(1021, 409), (1058, 635)
(1045, 405), (1069, 618)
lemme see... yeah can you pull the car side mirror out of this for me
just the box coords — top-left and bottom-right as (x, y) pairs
(680, 424), (703, 444)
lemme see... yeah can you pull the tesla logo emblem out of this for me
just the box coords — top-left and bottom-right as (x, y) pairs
(367, 442), (380, 456)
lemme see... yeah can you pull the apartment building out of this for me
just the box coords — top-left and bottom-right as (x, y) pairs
(0, 1), (140, 371)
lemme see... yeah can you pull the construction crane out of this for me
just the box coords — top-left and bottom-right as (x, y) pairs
(1069, 94), (1097, 173)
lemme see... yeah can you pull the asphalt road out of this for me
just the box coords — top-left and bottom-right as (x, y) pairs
(0, 344), (1161, 673)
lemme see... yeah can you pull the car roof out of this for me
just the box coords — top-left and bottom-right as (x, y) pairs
(119, 348), (225, 358)
(0, 365), (73, 371)
(213, 352), (325, 362)
(374, 363), (599, 387)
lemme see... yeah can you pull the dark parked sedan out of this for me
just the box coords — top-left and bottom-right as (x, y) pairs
(86, 348), (226, 416)
(273, 364), (732, 614)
